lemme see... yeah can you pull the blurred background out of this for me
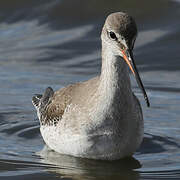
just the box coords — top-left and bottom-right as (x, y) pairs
(0, 0), (180, 180)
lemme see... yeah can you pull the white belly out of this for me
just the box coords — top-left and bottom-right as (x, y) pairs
(40, 120), (143, 160)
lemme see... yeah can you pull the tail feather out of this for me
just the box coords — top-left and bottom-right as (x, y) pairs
(32, 87), (54, 110)
(32, 94), (42, 109)
(40, 87), (54, 108)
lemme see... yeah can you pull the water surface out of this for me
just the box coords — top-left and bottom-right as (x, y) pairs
(0, 0), (180, 179)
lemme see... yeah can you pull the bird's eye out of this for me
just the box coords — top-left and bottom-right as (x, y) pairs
(109, 31), (117, 40)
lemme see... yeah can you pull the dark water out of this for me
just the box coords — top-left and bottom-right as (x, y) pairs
(0, 0), (180, 179)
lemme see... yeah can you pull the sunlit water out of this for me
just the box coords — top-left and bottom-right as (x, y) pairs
(0, 0), (180, 179)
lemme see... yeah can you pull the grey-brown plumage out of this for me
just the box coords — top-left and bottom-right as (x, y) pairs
(104, 12), (137, 48)
(32, 12), (149, 160)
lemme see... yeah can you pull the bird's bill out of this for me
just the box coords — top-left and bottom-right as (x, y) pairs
(121, 49), (150, 107)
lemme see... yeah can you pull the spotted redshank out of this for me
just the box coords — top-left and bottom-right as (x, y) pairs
(32, 12), (150, 160)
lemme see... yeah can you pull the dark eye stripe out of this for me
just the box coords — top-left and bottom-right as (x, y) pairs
(120, 43), (126, 50)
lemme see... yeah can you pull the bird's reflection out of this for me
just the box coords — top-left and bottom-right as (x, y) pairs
(37, 146), (141, 180)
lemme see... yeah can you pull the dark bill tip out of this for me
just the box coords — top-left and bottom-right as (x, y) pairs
(121, 49), (150, 107)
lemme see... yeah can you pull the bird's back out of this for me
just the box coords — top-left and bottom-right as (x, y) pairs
(32, 76), (100, 126)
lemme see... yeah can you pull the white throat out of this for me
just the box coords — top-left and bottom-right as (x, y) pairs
(99, 42), (133, 101)
(88, 42), (135, 126)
